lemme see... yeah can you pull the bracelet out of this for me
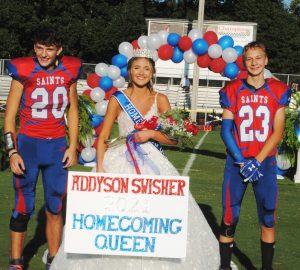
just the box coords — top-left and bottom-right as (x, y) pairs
(9, 151), (19, 159)
(4, 132), (16, 152)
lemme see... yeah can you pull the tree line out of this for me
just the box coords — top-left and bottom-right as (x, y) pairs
(0, 0), (299, 74)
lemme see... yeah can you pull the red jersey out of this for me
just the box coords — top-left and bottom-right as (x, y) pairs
(7, 56), (82, 139)
(219, 78), (291, 158)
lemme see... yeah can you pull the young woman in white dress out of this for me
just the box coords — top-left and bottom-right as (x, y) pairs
(51, 50), (220, 270)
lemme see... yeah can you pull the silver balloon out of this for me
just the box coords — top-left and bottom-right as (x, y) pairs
(137, 35), (148, 49)
(82, 136), (95, 148)
(183, 49), (197, 64)
(113, 76), (126, 88)
(158, 30), (169, 44)
(95, 63), (108, 77)
(276, 154), (291, 170)
(188, 28), (202, 41)
(107, 65), (121, 80)
(208, 44), (223, 59)
(90, 87), (105, 103)
(222, 47), (238, 63)
(118, 41), (134, 59)
(152, 50), (159, 62)
(95, 100), (109, 116)
(147, 33), (162, 50)
(81, 147), (96, 162)
(264, 68), (273, 79)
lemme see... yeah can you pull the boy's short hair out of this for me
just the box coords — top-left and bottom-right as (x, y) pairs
(34, 26), (62, 47)
(243, 41), (267, 58)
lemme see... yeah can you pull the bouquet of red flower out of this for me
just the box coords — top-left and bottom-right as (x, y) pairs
(134, 109), (199, 149)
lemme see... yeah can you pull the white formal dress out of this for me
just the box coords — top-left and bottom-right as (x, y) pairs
(51, 94), (219, 270)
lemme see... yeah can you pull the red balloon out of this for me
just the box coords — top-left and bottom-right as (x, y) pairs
(94, 123), (104, 136)
(158, 44), (174, 61)
(131, 39), (139, 49)
(178, 36), (192, 51)
(197, 53), (212, 68)
(82, 89), (91, 97)
(235, 56), (245, 70)
(105, 86), (117, 100)
(203, 31), (218, 46)
(87, 73), (100, 88)
(237, 69), (248, 79)
(209, 58), (226, 73)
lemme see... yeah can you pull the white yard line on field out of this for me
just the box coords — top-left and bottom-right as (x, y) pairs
(182, 132), (209, 176)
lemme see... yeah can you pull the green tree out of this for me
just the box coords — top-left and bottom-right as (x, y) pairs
(231, 0), (300, 74)
(0, 0), (39, 58)
(0, 0), (146, 63)
(289, 0), (300, 17)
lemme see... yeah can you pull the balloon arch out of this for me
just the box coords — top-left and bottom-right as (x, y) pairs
(79, 29), (247, 164)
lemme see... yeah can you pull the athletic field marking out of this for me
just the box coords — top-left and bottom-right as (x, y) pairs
(182, 132), (209, 176)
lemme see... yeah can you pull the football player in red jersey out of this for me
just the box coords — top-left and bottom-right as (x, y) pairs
(4, 26), (81, 270)
(218, 42), (291, 270)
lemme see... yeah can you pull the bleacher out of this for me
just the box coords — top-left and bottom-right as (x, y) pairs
(0, 75), (223, 114)
(0, 76), (11, 112)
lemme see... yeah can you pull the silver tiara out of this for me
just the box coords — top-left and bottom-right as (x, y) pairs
(132, 48), (154, 59)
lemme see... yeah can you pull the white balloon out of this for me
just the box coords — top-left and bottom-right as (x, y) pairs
(276, 154), (291, 170)
(95, 100), (109, 116)
(158, 30), (169, 44)
(188, 28), (202, 41)
(137, 35), (148, 49)
(82, 136), (95, 148)
(222, 47), (238, 63)
(147, 33), (162, 50)
(81, 147), (96, 162)
(183, 49), (197, 64)
(208, 44), (222, 59)
(113, 76), (126, 88)
(152, 50), (159, 62)
(107, 65), (121, 80)
(95, 63), (108, 77)
(264, 68), (273, 79)
(118, 41), (134, 59)
(90, 87), (105, 103)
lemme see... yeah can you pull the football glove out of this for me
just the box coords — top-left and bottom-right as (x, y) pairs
(240, 158), (263, 183)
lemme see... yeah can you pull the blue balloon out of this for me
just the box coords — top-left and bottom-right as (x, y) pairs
(167, 32), (181, 46)
(120, 66), (128, 77)
(99, 76), (113, 91)
(171, 46), (183, 63)
(277, 167), (288, 176)
(78, 154), (85, 165)
(295, 117), (300, 142)
(218, 35), (234, 50)
(79, 153), (96, 164)
(90, 114), (104, 128)
(112, 54), (128, 68)
(192, 38), (208, 55)
(224, 63), (239, 79)
(234, 45), (243, 56)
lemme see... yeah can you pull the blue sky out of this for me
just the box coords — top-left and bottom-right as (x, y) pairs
(283, 0), (292, 7)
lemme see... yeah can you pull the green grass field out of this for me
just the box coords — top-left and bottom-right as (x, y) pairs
(0, 126), (300, 270)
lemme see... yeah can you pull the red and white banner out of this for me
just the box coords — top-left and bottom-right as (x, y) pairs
(64, 171), (190, 258)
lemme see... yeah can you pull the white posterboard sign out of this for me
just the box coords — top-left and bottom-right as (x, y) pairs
(64, 171), (190, 258)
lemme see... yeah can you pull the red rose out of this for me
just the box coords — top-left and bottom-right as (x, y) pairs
(167, 116), (177, 125)
(134, 116), (159, 130)
(192, 125), (199, 135)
